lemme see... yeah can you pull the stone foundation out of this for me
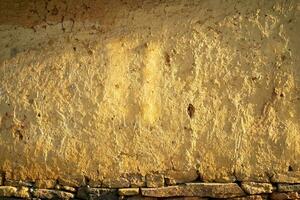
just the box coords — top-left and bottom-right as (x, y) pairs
(0, 173), (299, 199)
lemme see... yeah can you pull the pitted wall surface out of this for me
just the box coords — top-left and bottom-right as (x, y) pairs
(0, 0), (299, 185)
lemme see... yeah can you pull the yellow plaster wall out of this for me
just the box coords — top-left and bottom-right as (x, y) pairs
(0, 0), (299, 184)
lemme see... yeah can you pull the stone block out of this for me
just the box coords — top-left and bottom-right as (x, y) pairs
(125, 195), (157, 200)
(0, 186), (17, 197)
(165, 177), (177, 186)
(127, 173), (146, 187)
(119, 188), (140, 196)
(4, 179), (33, 187)
(141, 183), (245, 198)
(88, 188), (118, 200)
(58, 176), (85, 187)
(102, 177), (130, 188)
(33, 189), (74, 199)
(161, 197), (208, 200)
(15, 186), (30, 198)
(271, 172), (300, 184)
(78, 187), (119, 199)
(89, 179), (102, 187)
(165, 170), (198, 184)
(62, 185), (76, 192)
(77, 187), (89, 199)
(270, 192), (299, 200)
(225, 195), (265, 200)
(35, 179), (56, 189)
(278, 184), (300, 192)
(146, 174), (165, 188)
(241, 182), (273, 194)
(0, 186), (30, 198)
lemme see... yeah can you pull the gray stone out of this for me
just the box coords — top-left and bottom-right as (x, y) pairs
(241, 182), (273, 194)
(88, 188), (118, 200)
(270, 192), (299, 200)
(141, 183), (245, 198)
(77, 187), (89, 199)
(102, 177), (130, 188)
(119, 188), (140, 196)
(33, 189), (74, 199)
(77, 187), (119, 200)
(146, 174), (165, 188)
(271, 172), (300, 184)
(278, 184), (300, 192)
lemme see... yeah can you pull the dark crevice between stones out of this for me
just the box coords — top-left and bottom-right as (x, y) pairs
(233, 179), (247, 197)
(195, 169), (204, 183)
(54, 179), (60, 190)
(233, 179), (242, 188)
(84, 176), (90, 186)
(266, 172), (275, 184)
(232, 170), (240, 182)
(77, 186), (90, 199)
(232, 171), (243, 192)
(1, 171), (6, 184)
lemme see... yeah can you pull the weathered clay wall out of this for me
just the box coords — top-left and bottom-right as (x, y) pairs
(0, 0), (299, 187)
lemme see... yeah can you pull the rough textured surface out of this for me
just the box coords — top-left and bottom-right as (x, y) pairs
(0, 186), (30, 198)
(241, 182), (273, 194)
(33, 189), (74, 199)
(0, 182), (299, 199)
(141, 183), (245, 198)
(278, 183), (300, 192)
(146, 174), (165, 188)
(34, 179), (56, 189)
(119, 188), (140, 196)
(224, 196), (265, 200)
(271, 172), (300, 183)
(0, 0), (299, 185)
(270, 192), (299, 200)
(79, 187), (118, 200)
(0, 187), (17, 197)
